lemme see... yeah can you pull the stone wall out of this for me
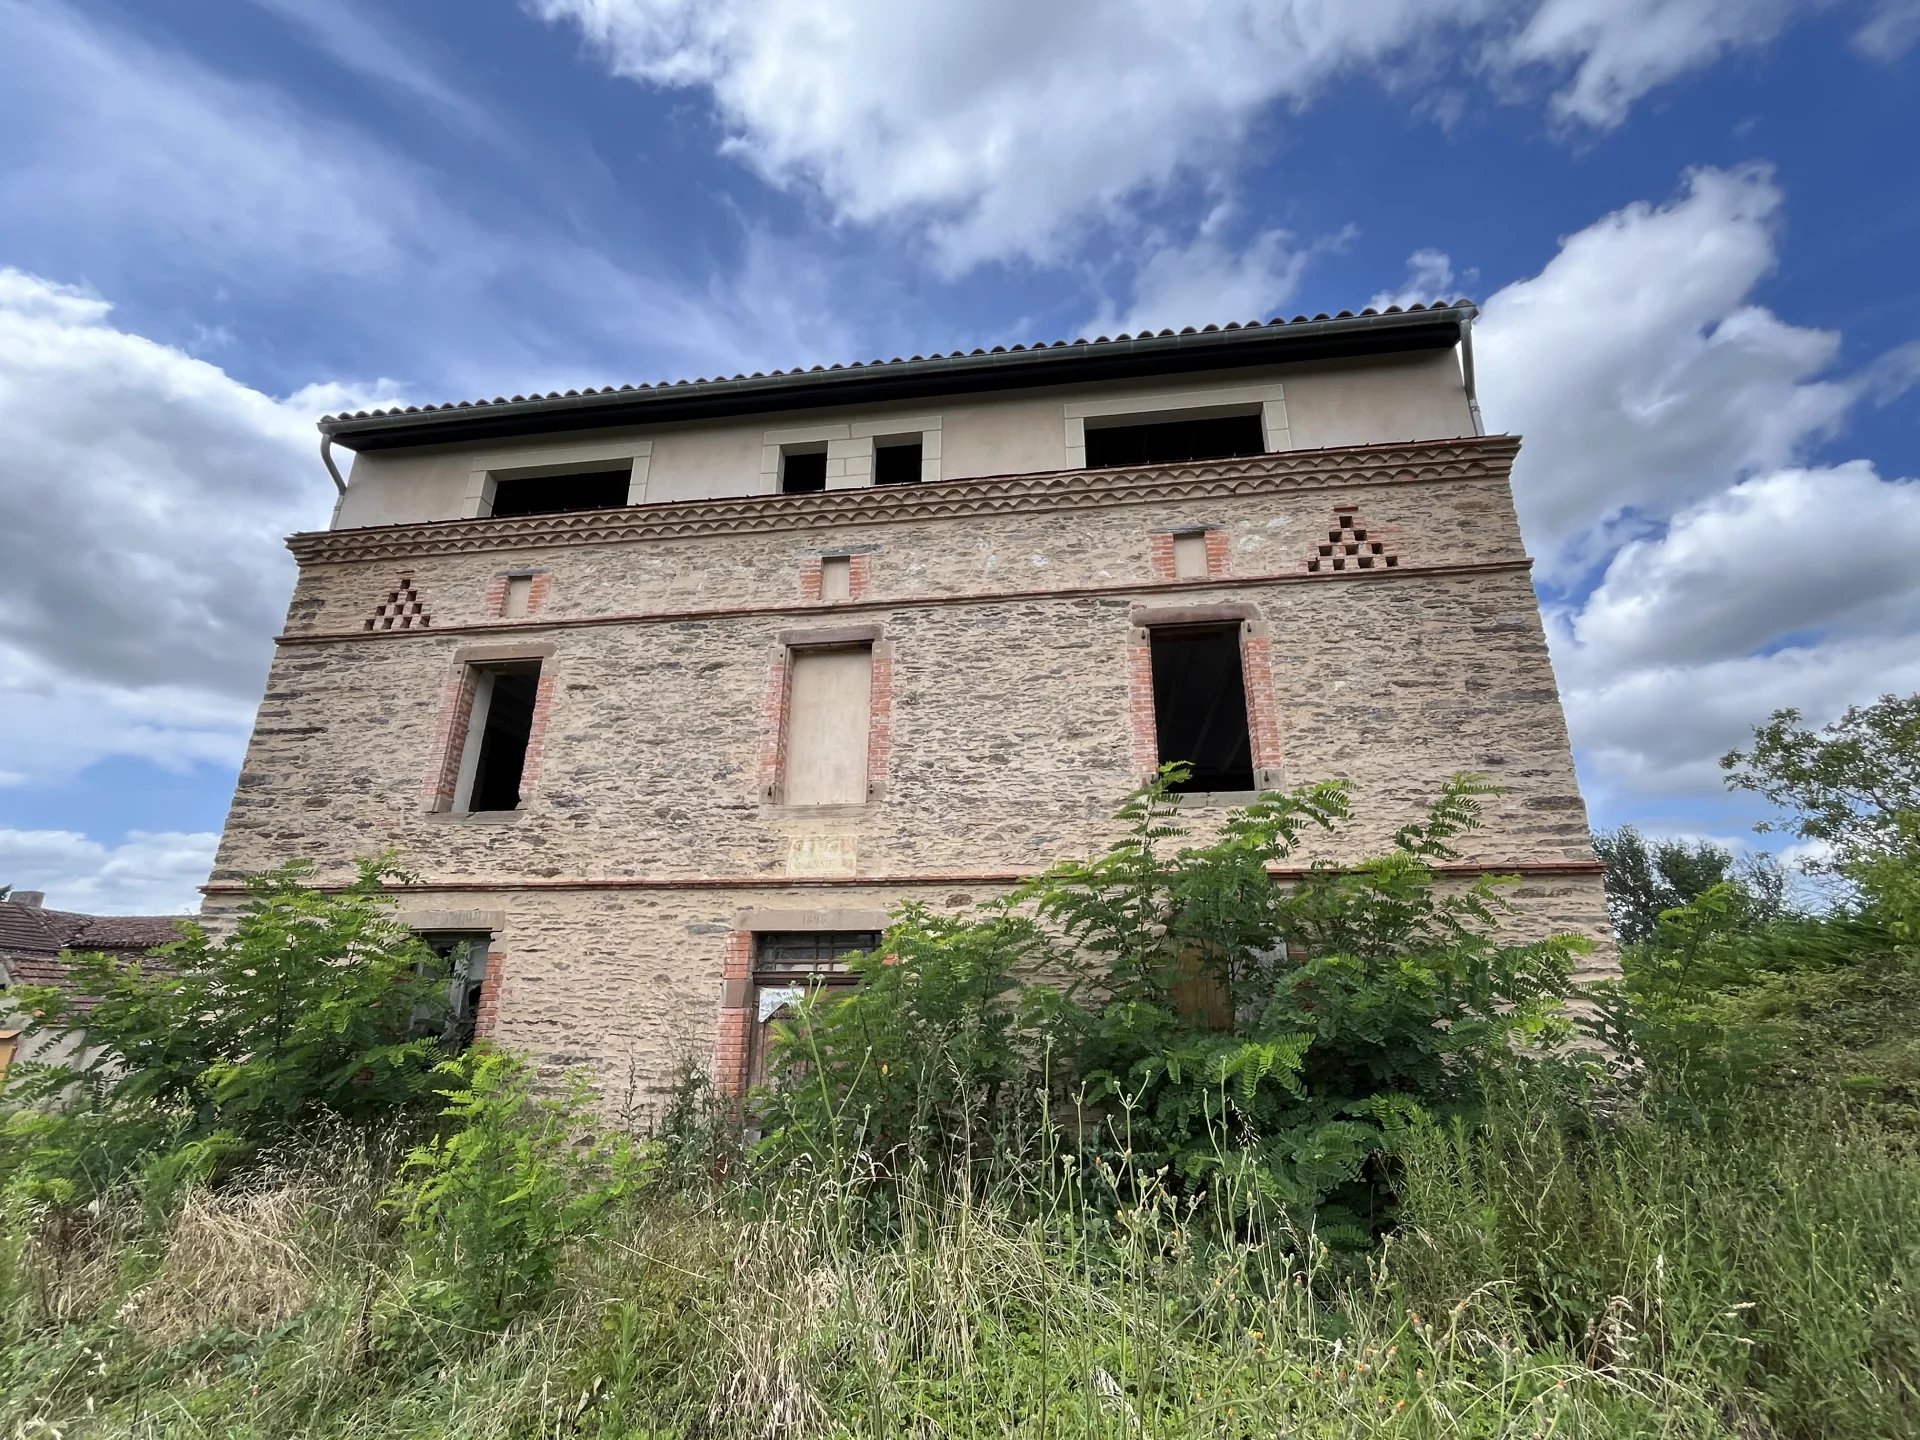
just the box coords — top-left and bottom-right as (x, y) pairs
(208, 435), (1609, 1097)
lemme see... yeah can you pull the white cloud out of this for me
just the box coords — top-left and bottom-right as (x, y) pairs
(1083, 207), (1343, 336)
(1475, 165), (1871, 581)
(1370, 248), (1463, 311)
(0, 268), (394, 788)
(534, 0), (1833, 270)
(1852, 0), (1920, 56)
(0, 829), (217, 916)
(1502, 0), (1797, 128)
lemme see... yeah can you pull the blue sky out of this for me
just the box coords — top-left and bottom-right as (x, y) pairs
(1, 0), (1917, 911)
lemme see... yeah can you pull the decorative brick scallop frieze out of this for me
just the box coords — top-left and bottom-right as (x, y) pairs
(290, 436), (1520, 567)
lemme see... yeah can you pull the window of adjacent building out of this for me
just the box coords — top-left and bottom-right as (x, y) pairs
(488, 468), (631, 517)
(820, 556), (852, 601)
(749, 930), (879, 1087)
(1173, 532), (1209, 579)
(414, 933), (490, 1050)
(1150, 626), (1254, 792)
(873, 438), (924, 486)
(454, 662), (541, 812)
(783, 646), (872, 805)
(781, 446), (828, 494)
(1085, 412), (1266, 469)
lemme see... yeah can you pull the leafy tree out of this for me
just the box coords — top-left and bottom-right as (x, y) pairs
(1594, 826), (1786, 946)
(1723, 693), (1920, 869)
(760, 769), (1586, 1236)
(4, 856), (453, 1147)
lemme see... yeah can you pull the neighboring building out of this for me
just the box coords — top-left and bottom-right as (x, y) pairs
(205, 302), (1609, 1101)
(0, 892), (184, 1077)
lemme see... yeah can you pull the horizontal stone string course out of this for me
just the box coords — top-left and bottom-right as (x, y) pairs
(275, 558), (1536, 647)
(287, 435), (1521, 567)
(200, 858), (1607, 896)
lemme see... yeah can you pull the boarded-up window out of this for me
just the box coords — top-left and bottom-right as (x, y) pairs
(503, 575), (534, 617)
(784, 646), (872, 805)
(820, 556), (852, 601)
(1173, 533), (1209, 579)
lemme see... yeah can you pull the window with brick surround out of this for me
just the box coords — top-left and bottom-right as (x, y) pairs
(1085, 411), (1265, 468)
(783, 646), (872, 805)
(414, 933), (491, 1051)
(454, 661), (541, 812)
(748, 930), (877, 1089)
(1150, 626), (1255, 792)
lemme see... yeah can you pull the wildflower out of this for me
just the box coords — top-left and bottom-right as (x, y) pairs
(1250, 1330), (1264, 1342)
(1409, 1311), (1423, 1329)
(1396, 1399), (1408, 1413)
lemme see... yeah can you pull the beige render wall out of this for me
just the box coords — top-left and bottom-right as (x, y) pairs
(334, 353), (1475, 528)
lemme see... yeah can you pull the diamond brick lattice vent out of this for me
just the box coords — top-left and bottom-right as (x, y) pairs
(1306, 506), (1397, 573)
(365, 575), (431, 631)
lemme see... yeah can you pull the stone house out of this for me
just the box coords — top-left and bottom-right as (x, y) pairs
(204, 302), (1608, 1100)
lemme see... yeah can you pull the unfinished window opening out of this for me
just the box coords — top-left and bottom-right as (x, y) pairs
(414, 933), (490, 1050)
(1150, 626), (1254, 793)
(1172, 533), (1209, 579)
(488, 468), (630, 518)
(749, 931), (879, 1088)
(873, 438), (923, 486)
(820, 556), (852, 602)
(456, 661), (541, 812)
(784, 645), (872, 805)
(1085, 412), (1265, 469)
(781, 446), (828, 494)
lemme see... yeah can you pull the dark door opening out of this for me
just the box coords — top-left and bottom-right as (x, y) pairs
(469, 664), (540, 811)
(1084, 413), (1265, 469)
(489, 468), (631, 517)
(1150, 626), (1254, 792)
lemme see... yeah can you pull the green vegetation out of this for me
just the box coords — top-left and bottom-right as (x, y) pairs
(2, 699), (1917, 1438)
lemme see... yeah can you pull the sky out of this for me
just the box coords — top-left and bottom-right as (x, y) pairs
(0, 0), (1917, 913)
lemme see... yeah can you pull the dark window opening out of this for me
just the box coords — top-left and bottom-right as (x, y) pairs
(415, 933), (490, 1050)
(873, 440), (923, 486)
(489, 468), (631, 517)
(1084, 413), (1265, 469)
(468, 663), (540, 812)
(1150, 626), (1254, 792)
(782, 449), (828, 494)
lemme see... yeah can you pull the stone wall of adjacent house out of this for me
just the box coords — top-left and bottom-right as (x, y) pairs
(208, 436), (1609, 1100)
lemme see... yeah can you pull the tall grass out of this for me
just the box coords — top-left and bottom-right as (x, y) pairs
(2, 1084), (1913, 1438)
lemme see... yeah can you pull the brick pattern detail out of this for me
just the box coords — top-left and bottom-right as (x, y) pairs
(713, 929), (754, 1096)
(425, 667), (480, 808)
(1204, 529), (1232, 578)
(365, 574), (430, 631)
(756, 653), (793, 801)
(520, 665), (558, 799)
(1126, 633), (1160, 779)
(1240, 632), (1285, 773)
(483, 572), (552, 618)
(1147, 533), (1178, 581)
(867, 645), (893, 797)
(799, 552), (874, 603)
(474, 948), (507, 1040)
(1306, 504), (1399, 573)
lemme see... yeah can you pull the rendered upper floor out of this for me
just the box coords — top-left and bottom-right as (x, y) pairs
(321, 304), (1485, 531)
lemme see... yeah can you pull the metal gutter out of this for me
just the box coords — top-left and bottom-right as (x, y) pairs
(321, 304), (1475, 453)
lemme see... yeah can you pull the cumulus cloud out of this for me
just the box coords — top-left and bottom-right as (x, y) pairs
(1852, 0), (1920, 56)
(0, 829), (218, 916)
(534, 0), (1841, 270)
(0, 269), (395, 794)
(1474, 164), (1876, 581)
(1370, 249), (1463, 311)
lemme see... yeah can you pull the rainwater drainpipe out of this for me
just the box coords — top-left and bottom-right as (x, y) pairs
(321, 433), (349, 525)
(1458, 303), (1486, 437)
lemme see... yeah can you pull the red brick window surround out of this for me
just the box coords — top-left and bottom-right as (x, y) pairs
(756, 624), (893, 806)
(799, 550), (873, 603)
(714, 918), (889, 1097)
(1149, 528), (1231, 582)
(1125, 605), (1283, 790)
(485, 570), (552, 619)
(424, 642), (558, 813)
